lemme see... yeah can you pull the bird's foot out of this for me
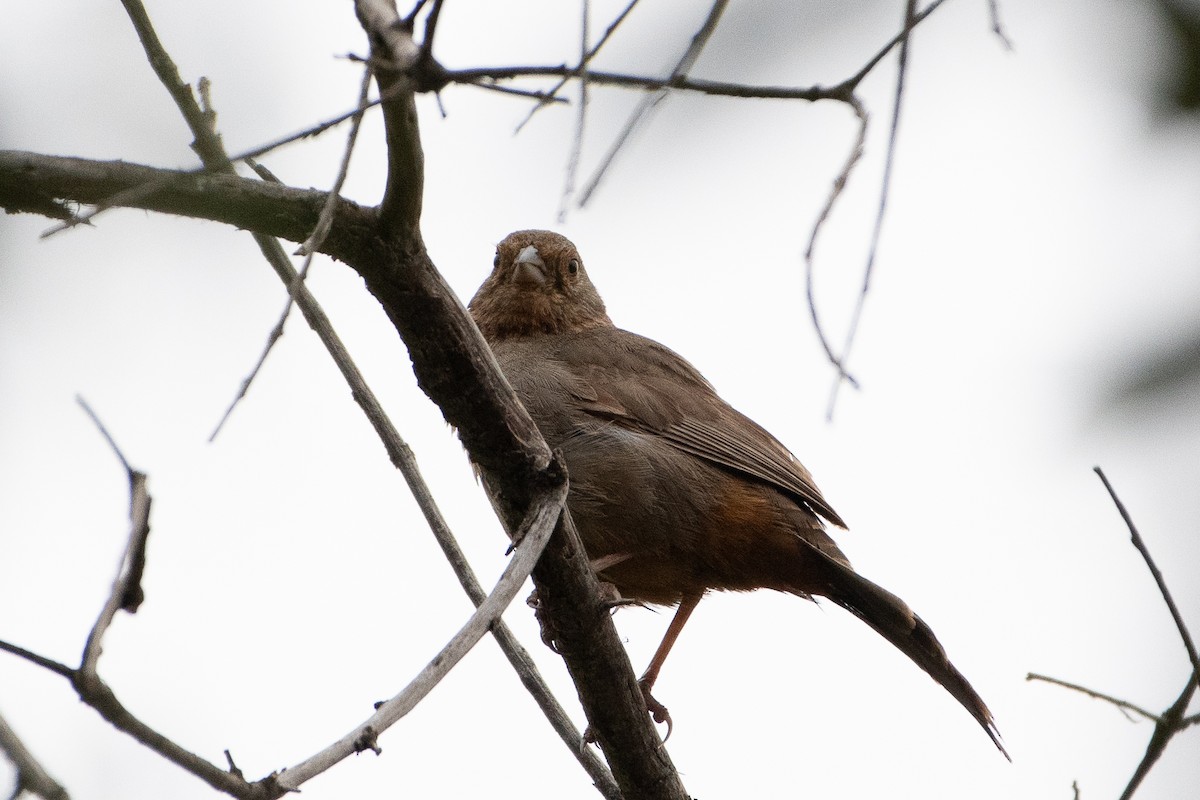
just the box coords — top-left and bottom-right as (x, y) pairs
(577, 681), (674, 747)
(638, 678), (674, 742)
(526, 588), (561, 653)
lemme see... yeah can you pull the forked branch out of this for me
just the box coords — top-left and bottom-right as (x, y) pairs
(1028, 467), (1198, 800)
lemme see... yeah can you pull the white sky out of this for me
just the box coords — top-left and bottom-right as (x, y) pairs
(1, 1), (1198, 798)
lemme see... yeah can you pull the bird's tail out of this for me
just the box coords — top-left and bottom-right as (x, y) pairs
(801, 540), (1010, 760)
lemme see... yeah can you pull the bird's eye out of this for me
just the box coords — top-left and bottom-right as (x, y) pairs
(493, 253), (500, 268)
(567, 258), (579, 274)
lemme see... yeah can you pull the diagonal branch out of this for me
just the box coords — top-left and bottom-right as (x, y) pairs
(1033, 468), (1199, 800)
(824, 0), (920, 418)
(209, 65), (375, 441)
(356, 0), (424, 235)
(804, 97), (867, 392)
(1119, 673), (1199, 800)
(515, 0), (642, 133)
(1092, 467), (1200, 800)
(576, 0), (729, 207)
(272, 475), (567, 791)
(75, 396), (152, 677)
(557, 0), (591, 222)
(0, 711), (69, 800)
(1025, 673), (1160, 723)
(1094, 467), (1200, 681)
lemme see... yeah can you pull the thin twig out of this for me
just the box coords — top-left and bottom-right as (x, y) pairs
(514, 0), (642, 133)
(73, 395), (132, 475)
(1094, 467), (1200, 681)
(839, 0), (949, 92)
(209, 65), (373, 441)
(464, 81), (571, 103)
(987, 0), (1014, 50)
(0, 712), (70, 800)
(804, 97), (866, 391)
(75, 396), (153, 674)
(402, 0), (429, 27)
(419, 0), (445, 60)
(41, 86), (402, 238)
(76, 394), (153, 614)
(1118, 675), (1198, 800)
(1090, 466), (1198, 800)
(825, 0), (918, 419)
(557, 0), (590, 222)
(576, 0), (730, 207)
(0, 640), (74, 680)
(1025, 673), (1159, 723)
(272, 478), (566, 791)
(455, 66), (843, 101)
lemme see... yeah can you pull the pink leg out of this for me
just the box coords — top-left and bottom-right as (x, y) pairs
(638, 592), (702, 738)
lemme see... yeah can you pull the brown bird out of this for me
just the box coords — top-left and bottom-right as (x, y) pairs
(470, 229), (1007, 757)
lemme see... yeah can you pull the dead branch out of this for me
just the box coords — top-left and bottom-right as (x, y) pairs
(824, 0), (920, 419)
(1029, 467), (1198, 800)
(1024, 674), (1159, 723)
(576, 0), (730, 208)
(0, 712), (69, 800)
(271, 474), (566, 791)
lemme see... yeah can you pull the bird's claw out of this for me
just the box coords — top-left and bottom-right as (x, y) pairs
(578, 683), (674, 747)
(527, 588), (562, 653)
(639, 679), (674, 742)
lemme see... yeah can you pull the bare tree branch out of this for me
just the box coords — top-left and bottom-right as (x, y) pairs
(1031, 468), (1198, 800)
(1092, 467), (1200, 800)
(576, 0), (730, 207)
(527, 511), (688, 799)
(0, 642), (73, 681)
(0, 712), (69, 800)
(557, 0), (591, 222)
(209, 65), (374, 441)
(804, 97), (866, 391)
(357, 0), (424, 236)
(988, 0), (1015, 50)
(515, 0), (642, 133)
(824, 0), (920, 418)
(272, 474), (567, 791)
(0, 151), (377, 260)
(1094, 467), (1200, 680)
(75, 396), (152, 671)
(1025, 673), (1160, 723)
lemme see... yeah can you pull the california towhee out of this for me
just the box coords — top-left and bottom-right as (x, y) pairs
(470, 229), (1007, 756)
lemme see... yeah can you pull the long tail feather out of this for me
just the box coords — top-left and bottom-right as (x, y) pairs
(802, 540), (1010, 759)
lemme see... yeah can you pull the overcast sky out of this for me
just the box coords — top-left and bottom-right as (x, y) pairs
(2, 1), (1198, 798)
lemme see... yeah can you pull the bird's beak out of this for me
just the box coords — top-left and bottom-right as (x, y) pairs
(513, 245), (548, 287)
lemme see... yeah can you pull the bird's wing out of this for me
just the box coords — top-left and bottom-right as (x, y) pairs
(563, 330), (847, 529)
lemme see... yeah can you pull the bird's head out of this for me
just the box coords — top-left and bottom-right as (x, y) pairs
(469, 230), (612, 341)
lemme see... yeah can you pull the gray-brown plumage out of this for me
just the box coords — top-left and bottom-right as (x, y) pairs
(470, 229), (1007, 757)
